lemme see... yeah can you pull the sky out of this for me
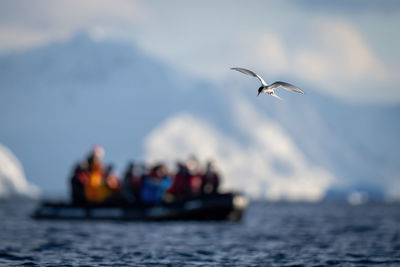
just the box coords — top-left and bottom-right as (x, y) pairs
(0, 0), (400, 104)
(0, 1), (399, 201)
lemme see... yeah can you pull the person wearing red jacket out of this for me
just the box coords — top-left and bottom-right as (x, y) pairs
(167, 162), (191, 199)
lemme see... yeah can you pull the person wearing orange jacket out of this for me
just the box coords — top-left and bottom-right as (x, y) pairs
(84, 145), (107, 203)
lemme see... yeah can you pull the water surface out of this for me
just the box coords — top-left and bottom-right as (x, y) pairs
(0, 201), (399, 266)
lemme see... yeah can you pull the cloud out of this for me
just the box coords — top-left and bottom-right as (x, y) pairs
(293, 20), (388, 84)
(144, 99), (334, 201)
(0, 0), (146, 52)
(296, 0), (400, 14)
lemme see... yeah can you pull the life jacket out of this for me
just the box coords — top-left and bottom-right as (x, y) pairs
(85, 161), (109, 203)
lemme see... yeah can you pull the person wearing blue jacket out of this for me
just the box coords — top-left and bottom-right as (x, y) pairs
(141, 164), (171, 204)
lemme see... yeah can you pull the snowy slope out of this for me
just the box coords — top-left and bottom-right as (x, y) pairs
(0, 33), (399, 199)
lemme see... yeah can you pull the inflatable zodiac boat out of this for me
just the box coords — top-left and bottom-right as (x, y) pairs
(32, 192), (248, 222)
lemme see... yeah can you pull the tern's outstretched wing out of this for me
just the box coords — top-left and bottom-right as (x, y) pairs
(270, 81), (304, 94)
(231, 67), (268, 86)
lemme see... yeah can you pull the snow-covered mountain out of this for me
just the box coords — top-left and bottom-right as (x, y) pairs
(0, 33), (399, 200)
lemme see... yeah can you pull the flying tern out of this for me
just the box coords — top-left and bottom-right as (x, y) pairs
(231, 67), (304, 99)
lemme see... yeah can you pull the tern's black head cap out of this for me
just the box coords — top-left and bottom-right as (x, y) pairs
(257, 86), (263, 96)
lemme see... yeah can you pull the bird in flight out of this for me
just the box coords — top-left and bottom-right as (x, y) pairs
(231, 67), (304, 100)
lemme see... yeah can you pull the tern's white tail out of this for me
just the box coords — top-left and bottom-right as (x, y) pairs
(271, 92), (282, 100)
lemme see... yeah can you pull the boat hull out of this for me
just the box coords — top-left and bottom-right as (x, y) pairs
(32, 193), (247, 222)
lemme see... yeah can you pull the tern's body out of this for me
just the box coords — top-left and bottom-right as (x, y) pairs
(231, 67), (304, 99)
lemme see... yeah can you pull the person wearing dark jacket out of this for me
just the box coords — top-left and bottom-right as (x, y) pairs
(123, 162), (143, 203)
(201, 161), (220, 195)
(70, 161), (89, 204)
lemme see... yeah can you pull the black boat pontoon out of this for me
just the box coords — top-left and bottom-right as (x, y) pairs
(32, 192), (248, 222)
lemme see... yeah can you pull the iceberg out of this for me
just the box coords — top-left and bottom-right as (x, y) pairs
(0, 144), (40, 199)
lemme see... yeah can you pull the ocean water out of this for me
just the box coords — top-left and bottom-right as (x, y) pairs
(0, 201), (399, 266)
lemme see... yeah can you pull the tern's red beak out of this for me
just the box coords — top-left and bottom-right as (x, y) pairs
(257, 92), (260, 96)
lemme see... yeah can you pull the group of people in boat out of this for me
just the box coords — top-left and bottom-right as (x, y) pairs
(70, 145), (221, 205)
